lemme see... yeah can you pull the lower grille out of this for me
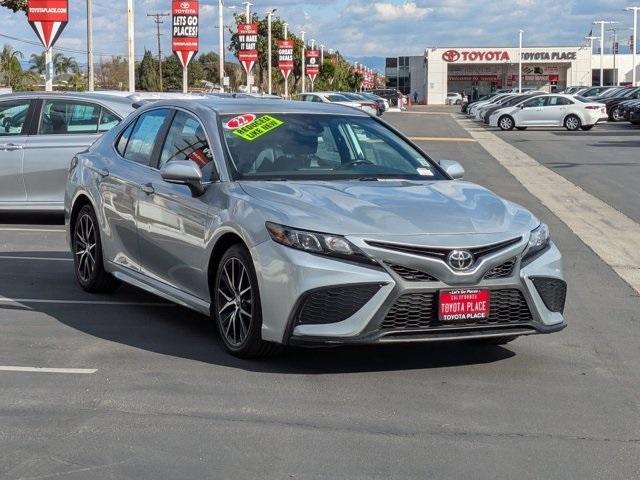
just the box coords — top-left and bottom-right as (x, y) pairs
(387, 264), (438, 282)
(297, 284), (382, 325)
(531, 277), (567, 313)
(381, 289), (533, 330)
(484, 258), (517, 279)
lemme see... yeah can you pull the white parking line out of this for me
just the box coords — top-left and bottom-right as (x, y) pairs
(0, 297), (174, 307)
(0, 228), (65, 232)
(454, 115), (640, 295)
(0, 366), (97, 374)
(0, 256), (72, 262)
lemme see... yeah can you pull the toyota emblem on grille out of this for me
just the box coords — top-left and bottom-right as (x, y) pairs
(447, 250), (474, 271)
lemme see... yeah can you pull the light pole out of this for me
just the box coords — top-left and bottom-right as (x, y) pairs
(266, 8), (277, 95)
(518, 30), (523, 93)
(243, 2), (253, 92)
(627, 7), (640, 86)
(218, 0), (225, 92)
(86, 0), (94, 91)
(585, 35), (598, 86)
(607, 27), (619, 86)
(301, 31), (306, 94)
(127, 0), (135, 92)
(593, 20), (618, 86)
(283, 22), (289, 99)
(320, 44), (325, 64)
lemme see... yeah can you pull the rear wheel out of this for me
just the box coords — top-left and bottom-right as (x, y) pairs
(610, 107), (624, 122)
(564, 115), (581, 131)
(72, 204), (120, 293)
(213, 244), (281, 358)
(498, 115), (515, 131)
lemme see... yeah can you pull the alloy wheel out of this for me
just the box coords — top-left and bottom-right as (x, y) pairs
(612, 108), (623, 121)
(74, 212), (97, 283)
(565, 116), (580, 130)
(217, 257), (253, 347)
(499, 116), (513, 130)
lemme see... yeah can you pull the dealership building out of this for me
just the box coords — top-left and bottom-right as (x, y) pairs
(386, 45), (639, 104)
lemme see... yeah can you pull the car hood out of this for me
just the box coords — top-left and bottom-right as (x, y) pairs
(240, 180), (537, 236)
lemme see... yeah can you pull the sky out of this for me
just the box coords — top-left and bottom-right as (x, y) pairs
(1, 0), (637, 71)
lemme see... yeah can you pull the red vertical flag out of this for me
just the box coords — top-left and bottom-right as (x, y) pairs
(172, 0), (199, 68)
(27, 0), (69, 49)
(238, 23), (259, 72)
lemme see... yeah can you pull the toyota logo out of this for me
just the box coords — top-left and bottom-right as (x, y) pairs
(447, 250), (474, 271)
(180, 2), (190, 8)
(442, 50), (461, 63)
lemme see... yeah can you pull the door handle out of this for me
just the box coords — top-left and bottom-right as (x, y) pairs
(140, 183), (155, 195)
(4, 143), (24, 151)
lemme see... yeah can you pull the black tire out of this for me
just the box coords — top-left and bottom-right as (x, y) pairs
(498, 115), (515, 131)
(474, 336), (519, 346)
(564, 114), (581, 131)
(515, 127), (527, 131)
(213, 244), (281, 358)
(580, 125), (594, 131)
(610, 107), (623, 122)
(72, 204), (120, 293)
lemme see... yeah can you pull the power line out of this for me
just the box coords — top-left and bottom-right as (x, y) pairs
(147, 12), (170, 91)
(0, 32), (144, 58)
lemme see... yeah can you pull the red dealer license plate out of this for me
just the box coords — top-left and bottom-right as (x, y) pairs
(439, 289), (490, 322)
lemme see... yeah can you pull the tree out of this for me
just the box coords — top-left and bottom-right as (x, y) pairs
(31, 51), (79, 76)
(138, 50), (159, 91)
(0, 44), (23, 88)
(197, 52), (220, 83)
(1, 0), (27, 13)
(96, 56), (129, 90)
(30, 52), (45, 74)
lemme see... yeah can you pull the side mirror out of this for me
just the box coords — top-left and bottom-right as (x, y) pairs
(160, 160), (206, 197)
(438, 159), (465, 180)
(520, 104), (525, 109)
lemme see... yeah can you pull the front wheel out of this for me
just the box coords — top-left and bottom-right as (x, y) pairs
(610, 107), (624, 122)
(498, 115), (515, 131)
(72, 204), (120, 293)
(213, 244), (281, 358)
(564, 115), (581, 131)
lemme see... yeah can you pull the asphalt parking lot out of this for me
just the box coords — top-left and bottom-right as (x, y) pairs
(1, 110), (639, 479)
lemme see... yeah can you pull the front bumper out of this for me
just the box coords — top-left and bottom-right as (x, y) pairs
(252, 237), (567, 346)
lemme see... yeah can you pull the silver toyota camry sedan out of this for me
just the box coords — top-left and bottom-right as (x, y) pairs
(65, 98), (567, 358)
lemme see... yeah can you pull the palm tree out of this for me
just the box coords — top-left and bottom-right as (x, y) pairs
(30, 52), (45, 74)
(0, 44), (23, 88)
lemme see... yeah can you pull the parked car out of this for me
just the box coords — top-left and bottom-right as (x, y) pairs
(338, 92), (384, 116)
(294, 92), (378, 116)
(369, 88), (403, 107)
(467, 94), (513, 117)
(492, 94), (607, 131)
(358, 91), (388, 115)
(65, 99), (567, 357)
(0, 92), (137, 211)
(446, 92), (463, 105)
(603, 87), (640, 121)
(482, 94), (541, 124)
(620, 99), (640, 123)
(461, 93), (498, 114)
(575, 86), (618, 98)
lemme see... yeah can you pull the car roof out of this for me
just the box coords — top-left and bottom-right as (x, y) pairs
(138, 98), (370, 117)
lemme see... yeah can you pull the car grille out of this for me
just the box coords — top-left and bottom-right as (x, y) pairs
(483, 258), (517, 279)
(381, 289), (533, 330)
(296, 284), (382, 325)
(366, 237), (521, 262)
(387, 264), (438, 282)
(531, 277), (567, 313)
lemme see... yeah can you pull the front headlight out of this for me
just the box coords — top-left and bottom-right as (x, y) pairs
(266, 222), (375, 265)
(522, 223), (550, 261)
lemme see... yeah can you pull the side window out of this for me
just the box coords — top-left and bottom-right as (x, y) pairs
(548, 96), (572, 106)
(116, 120), (136, 156)
(523, 97), (546, 108)
(98, 109), (121, 132)
(0, 100), (30, 136)
(121, 109), (169, 165)
(558, 97), (574, 106)
(39, 100), (100, 134)
(159, 111), (213, 171)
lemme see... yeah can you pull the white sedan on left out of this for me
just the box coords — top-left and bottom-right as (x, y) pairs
(490, 94), (607, 131)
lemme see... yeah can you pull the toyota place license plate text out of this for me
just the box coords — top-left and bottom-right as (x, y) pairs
(439, 289), (491, 322)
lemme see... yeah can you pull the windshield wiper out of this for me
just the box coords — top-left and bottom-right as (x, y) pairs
(358, 176), (379, 182)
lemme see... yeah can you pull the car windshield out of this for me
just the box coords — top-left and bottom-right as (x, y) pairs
(220, 113), (446, 181)
(573, 96), (592, 103)
(327, 94), (351, 102)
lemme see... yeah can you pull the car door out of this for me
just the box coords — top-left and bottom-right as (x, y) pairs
(540, 96), (569, 125)
(136, 109), (215, 301)
(0, 99), (34, 206)
(516, 96), (548, 126)
(100, 108), (172, 273)
(24, 99), (120, 207)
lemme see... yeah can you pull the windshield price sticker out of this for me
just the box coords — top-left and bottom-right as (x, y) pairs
(417, 168), (434, 176)
(233, 115), (284, 142)
(225, 114), (256, 130)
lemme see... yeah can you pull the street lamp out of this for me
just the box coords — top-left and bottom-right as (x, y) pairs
(626, 7), (640, 86)
(266, 8), (277, 95)
(585, 35), (599, 86)
(301, 31), (306, 94)
(593, 20), (619, 86)
(320, 44), (325, 64)
(518, 30), (523, 93)
(607, 27), (620, 86)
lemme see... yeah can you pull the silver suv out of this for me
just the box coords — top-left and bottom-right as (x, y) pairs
(65, 99), (567, 358)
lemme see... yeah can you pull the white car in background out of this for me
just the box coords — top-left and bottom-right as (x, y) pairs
(467, 93), (512, 116)
(491, 94), (607, 131)
(295, 92), (378, 116)
(446, 92), (463, 104)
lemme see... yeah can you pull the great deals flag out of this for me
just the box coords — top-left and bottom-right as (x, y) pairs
(172, 0), (199, 68)
(27, 0), (69, 49)
(278, 40), (294, 78)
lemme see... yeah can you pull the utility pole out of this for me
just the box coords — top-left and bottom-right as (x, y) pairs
(585, 35), (598, 86)
(127, 0), (135, 93)
(219, 0), (225, 92)
(593, 20), (618, 86)
(608, 27), (619, 86)
(320, 44), (325, 64)
(626, 7), (640, 86)
(518, 30), (523, 93)
(266, 9), (277, 95)
(148, 12), (170, 92)
(301, 31), (306, 94)
(86, 0), (94, 91)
